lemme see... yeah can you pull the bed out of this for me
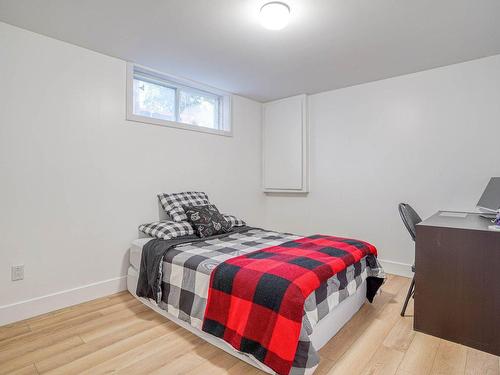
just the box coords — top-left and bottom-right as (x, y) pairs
(127, 226), (385, 375)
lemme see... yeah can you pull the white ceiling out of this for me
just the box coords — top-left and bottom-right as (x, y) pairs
(1, 0), (500, 102)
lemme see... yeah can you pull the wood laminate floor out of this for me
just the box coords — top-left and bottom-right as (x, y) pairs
(1, 275), (498, 375)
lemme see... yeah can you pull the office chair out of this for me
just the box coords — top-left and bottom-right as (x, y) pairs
(398, 203), (422, 317)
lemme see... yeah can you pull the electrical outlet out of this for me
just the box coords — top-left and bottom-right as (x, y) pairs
(11, 265), (24, 281)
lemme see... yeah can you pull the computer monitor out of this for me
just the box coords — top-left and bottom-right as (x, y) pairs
(477, 177), (500, 213)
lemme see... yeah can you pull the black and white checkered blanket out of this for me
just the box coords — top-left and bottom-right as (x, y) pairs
(137, 227), (385, 375)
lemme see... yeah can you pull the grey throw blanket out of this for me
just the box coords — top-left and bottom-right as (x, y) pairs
(136, 226), (252, 301)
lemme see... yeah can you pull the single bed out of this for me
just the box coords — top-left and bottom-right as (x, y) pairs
(127, 227), (384, 375)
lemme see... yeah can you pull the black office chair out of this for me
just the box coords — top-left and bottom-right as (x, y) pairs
(398, 203), (422, 317)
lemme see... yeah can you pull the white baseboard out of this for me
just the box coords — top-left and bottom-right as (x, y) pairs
(0, 260), (410, 326)
(0, 276), (127, 326)
(378, 259), (414, 278)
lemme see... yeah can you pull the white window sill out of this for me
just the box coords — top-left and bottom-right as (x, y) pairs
(126, 113), (233, 137)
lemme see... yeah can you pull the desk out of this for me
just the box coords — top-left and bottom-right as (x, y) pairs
(415, 211), (500, 356)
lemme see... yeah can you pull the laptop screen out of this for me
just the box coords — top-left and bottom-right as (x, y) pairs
(477, 177), (500, 212)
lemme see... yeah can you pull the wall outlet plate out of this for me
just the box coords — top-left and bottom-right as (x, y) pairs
(11, 265), (24, 281)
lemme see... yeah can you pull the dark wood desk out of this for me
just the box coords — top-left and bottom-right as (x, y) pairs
(415, 212), (500, 356)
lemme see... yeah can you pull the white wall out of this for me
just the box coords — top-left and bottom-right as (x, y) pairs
(264, 55), (500, 276)
(0, 22), (263, 324)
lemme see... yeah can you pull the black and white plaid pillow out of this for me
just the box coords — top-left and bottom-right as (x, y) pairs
(157, 192), (210, 222)
(223, 214), (246, 227)
(138, 220), (194, 240)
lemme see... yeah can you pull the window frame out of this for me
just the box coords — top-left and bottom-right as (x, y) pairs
(126, 63), (232, 137)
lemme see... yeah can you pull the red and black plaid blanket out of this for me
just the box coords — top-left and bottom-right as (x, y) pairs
(202, 235), (380, 375)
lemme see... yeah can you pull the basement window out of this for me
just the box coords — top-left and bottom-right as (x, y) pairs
(126, 64), (232, 136)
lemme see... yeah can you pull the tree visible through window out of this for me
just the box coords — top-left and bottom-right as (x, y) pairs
(129, 66), (226, 133)
(179, 90), (218, 129)
(133, 79), (175, 122)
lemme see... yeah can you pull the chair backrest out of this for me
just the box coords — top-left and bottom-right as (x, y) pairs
(398, 203), (422, 242)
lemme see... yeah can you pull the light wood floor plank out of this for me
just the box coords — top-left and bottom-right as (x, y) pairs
(85, 328), (201, 374)
(141, 341), (221, 375)
(1, 301), (148, 352)
(430, 339), (467, 375)
(0, 275), (497, 375)
(78, 307), (160, 342)
(41, 322), (176, 375)
(0, 324), (31, 341)
(8, 364), (39, 375)
(360, 346), (405, 375)
(34, 311), (174, 373)
(396, 332), (441, 375)
(465, 348), (500, 375)
(0, 311), (102, 352)
(0, 304), (150, 366)
(183, 349), (240, 375)
(225, 360), (267, 375)
(0, 336), (83, 374)
(383, 316), (416, 352)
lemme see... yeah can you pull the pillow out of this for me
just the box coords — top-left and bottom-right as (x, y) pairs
(158, 192), (210, 222)
(184, 204), (232, 238)
(138, 220), (194, 240)
(223, 214), (246, 227)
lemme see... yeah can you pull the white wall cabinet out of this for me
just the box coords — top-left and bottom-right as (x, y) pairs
(263, 94), (308, 193)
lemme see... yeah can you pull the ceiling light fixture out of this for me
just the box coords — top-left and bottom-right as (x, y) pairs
(259, 2), (291, 31)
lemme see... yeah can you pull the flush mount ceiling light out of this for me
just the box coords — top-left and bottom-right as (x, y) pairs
(259, 2), (291, 30)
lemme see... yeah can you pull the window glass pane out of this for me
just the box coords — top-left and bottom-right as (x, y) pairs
(179, 90), (219, 129)
(133, 78), (175, 121)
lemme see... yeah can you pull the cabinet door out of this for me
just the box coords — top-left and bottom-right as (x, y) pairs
(263, 95), (307, 192)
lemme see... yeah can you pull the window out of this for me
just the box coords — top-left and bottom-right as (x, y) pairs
(133, 77), (176, 122)
(127, 64), (231, 136)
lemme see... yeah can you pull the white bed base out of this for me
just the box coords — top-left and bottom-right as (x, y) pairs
(127, 266), (367, 374)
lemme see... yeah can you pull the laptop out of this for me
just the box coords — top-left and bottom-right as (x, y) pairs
(477, 177), (500, 219)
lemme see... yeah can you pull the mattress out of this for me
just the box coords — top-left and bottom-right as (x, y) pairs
(129, 237), (152, 271)
(127, 265), (367, 374)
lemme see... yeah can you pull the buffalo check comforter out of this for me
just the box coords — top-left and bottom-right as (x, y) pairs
(203, 235), (384, 375)
(137, 227), (385, 375)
